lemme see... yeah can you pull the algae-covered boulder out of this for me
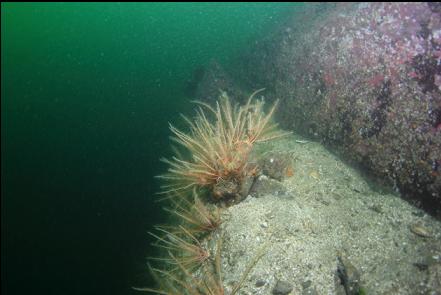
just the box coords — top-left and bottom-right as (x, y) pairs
(233, 2), (441, 217)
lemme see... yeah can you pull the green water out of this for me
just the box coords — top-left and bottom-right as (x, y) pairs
(1, 3), (299, 294)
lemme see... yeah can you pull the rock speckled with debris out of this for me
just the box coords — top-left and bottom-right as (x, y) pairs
(211, 135), (441, 294)
(208, 2), (441, 216)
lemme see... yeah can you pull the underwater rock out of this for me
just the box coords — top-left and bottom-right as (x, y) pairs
(239, 175), (255, 198)
(301, 280), (319, 295)
(235, 2), (441, 218)
(249, 175), (287, 197)
(216, 137), (441, 294)
(336, 254), (362, 295)
(410, 223), (433, 238)
(413, 261), (429, 271)
(260, 151), (294, 181)
(255, 279), (267, 287)
(272, 280), (293, 295)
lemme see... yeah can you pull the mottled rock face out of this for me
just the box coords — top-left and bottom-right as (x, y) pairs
(237, 2), (441, 217)
(272, 280), (293, 295)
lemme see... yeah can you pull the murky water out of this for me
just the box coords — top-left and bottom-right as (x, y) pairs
(2, 3), (298, 294)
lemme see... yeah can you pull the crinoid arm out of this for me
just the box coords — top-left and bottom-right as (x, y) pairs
(157, 89), (291, 201)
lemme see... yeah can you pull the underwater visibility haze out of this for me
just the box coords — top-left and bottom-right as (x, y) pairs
(3, 2), (441, 295)
(1, 2), (297, 295)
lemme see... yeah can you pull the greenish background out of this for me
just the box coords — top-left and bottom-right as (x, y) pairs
(1, 3), (299, 294)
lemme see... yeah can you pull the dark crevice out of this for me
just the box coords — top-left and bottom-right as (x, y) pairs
(363, 80), (392, 138)
(411, 54), (441, 94)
